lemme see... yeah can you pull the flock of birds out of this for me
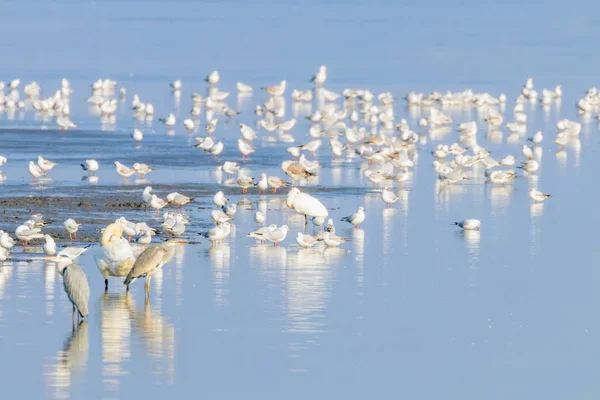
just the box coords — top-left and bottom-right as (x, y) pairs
(0, 66), (586, 325)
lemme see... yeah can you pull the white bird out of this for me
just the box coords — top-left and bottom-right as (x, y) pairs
(246, 224), (277, 244)
(170, 80), (182, 90)
(239, 123), (257, 141)
(150, 195), (168, 213)
(57, 116), (77, 130)
(114, 161), (136, 180)
(199, 222), (228, 246)
(133, 163), (155, 178)
(0, 231), (15, 253)
(167, 192), (194, 208)
(0, 156), (6, 167)
(522, 145), (534, 160)
(81, 159), (99, 174)
(519, 159), (539, 173)
(237, 82), (253, 93)
(323, 233), (350, 247)
(238, 139), (255, 158)
(64, 218), (81, 240)
(529, 188), (551, 203)
(206, 70), (220, 85)
(261, 80), (286, 97)
(94, 223), (135, 290)
(454, 219), (481, 231)
(15, 221), (44, 245)
(132, 128), (144, 141)
(221, 161), (240, 176)
(211, 210), (232, 224)
(159, 113), (176, 127)
(310, 65), (327, 86)
(43, 234), (57, 256)
(28, 161), (44, 180)
(56, 245), (92, 261)
(183, 119), (195, 130)
(341, 207), (365, 228)
(255, 211), (265, 224)
(500, 155), (516, 167)
(296, 232), (319, 248)
(37, 155), (57, 175)
(142, 186), (153, 204)
(528, 131), (543, 145)
(258, 173), (268, 193)
(263, 225), (290, 246)
(213, 191), (229, 207)
(209, 141), (224, 156)
(237, 174), (255, 194)
(381, 187), (398, 207)
(286, 187), (328, 225)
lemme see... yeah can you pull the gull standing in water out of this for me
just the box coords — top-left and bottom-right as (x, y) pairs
(529, 188), (551, 203)
(213, 191), (229, 207)
(381, 187), (398, 208)
(15, 220), (44, 245)
(64, 218), (81, 240)
(114, 161), (136, 180)
(37, 156), (58, 175)
(167, 192), (194, 208)
(454, 219), (481, 231)
(323, 233), (350, 247)
(341, 207), (365, 228)
(28, 161), (44, 180)
(296, 232), (319, 248)
(81, 159), (99, 174)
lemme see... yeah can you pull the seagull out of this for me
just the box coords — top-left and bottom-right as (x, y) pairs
(150, 195), (168, 213)
(281, 160), (316, 180)
(132, 128), (144, 141)
(114, 161), (136, 180)
(267, 176), (290, 193)
(454, 219), (481, 231)
(64, 218), (81, 240)
(183, 119), (195, 130)
(237, 174), (255, 194)
(341, 207), (365, 228)
(37, 156), (57, 175)
(133, 163), (155, 178)
(529, 188), (551, 203)
(81, 159), (99, 174)
(246, 224), (277, 244)
(159, 113), (176, 127)
(28, 161), (44, 180)
(238, 139), (255, 158)
(15, 221), (44, 245)
(166, 192), (194, 208)
(240, 123), (257, 141)
(55, 245), (92, 261)
(199, 222), (228, 247)
(255, 211), (265, 224)
(296, 232), (319, 248)
(323, 233), (350, 247)
(381, 187), (398, 207)
(170, 80), (182, 90)
(206, 70), (220, 85)
(310, 65), (327, 86)
(518, 159), (539, 173)
(142, 186), (153, 204)
(43, 234), (57, 256)
(213, 191), (229, 207)
(221, 161), (240, 176)
(263, 225), (290, 246)
(261, 80), (286, 97)
(237, 82), (253, 93)
(211, 210), (232, 224)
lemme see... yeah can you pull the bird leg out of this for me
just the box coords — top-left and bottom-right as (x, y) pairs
(74, 232), (77, 240)
(72, 305), (75, 325)
(105, 279), (109, 291)
(272, 188), (277, 193)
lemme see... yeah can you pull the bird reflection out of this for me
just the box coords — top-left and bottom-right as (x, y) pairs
(101, 291), (134, 393)
(460, 230), (480, 292)
(45, 261), (57, 317)
(45, 322), (89, 399)
(490, 186), (513, 216)
(207, 243), (231, 306)
(530, 203), (544, 217)
(130, 299), (176, 384)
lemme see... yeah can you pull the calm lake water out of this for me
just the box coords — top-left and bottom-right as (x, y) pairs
(1, 0), (600, 399)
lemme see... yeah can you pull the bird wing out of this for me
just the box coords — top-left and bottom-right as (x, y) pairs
(129, 246), (167, 278)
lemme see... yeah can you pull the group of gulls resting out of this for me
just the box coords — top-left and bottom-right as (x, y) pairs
(0, 68), (576, 324)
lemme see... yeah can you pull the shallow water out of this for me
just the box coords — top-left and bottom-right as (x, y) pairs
(1, 0), (600, 399)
